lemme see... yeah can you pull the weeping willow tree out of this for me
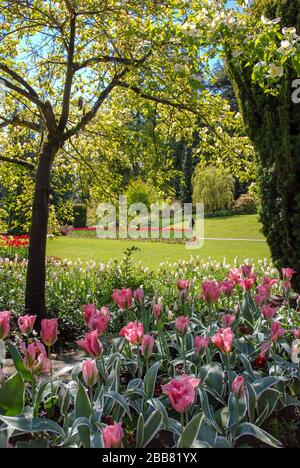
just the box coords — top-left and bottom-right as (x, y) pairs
(224, 0), (300, 289)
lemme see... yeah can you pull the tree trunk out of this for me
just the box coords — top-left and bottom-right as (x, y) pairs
(25, 137), (60, 330)
(225, 0), (300, 291)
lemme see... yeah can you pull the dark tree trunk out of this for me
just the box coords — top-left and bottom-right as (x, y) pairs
(25, 137), (60, 331)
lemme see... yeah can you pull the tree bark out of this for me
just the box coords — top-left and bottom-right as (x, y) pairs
(25, 137), (60, 330)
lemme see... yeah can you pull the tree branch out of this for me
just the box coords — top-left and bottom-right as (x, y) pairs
(0, 115), (42, 132)
(75, 53), (151, 71)
(0, 155), (35, 171)
(64, 69), (128, 140)
(0, 63), (40, 99)
(58, 12), (76, 130)
(0, 76), (44, 109)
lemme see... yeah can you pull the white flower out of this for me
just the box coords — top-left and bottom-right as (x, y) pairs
(254, 61), (267, 68)
(291, 340), (300, 364)
(261, 15), (281, 25)
(282, 27), (297, 36)
(268, 63), (284, 78)
(277, 40), (293, 55)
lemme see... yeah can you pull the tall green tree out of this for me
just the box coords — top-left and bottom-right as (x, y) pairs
(224, 0), (300, 288)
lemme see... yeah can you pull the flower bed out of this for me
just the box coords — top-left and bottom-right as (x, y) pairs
(0, 235), (29, 260)
(0, 265), (300, 448)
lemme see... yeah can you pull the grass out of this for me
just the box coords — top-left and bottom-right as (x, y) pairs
(47, 215), (270, 269)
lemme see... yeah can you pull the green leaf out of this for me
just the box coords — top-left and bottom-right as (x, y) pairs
(246, 382), (257, 424)
(142, 410), (163, 448)
(253, 377), (278, 396)
(198, 387), (221, 433)
(144, 361), (160, 400)
(61, 417), (94, 448)
(257, 389), (281, 423)
(198, 417), (217, 447)
(228, 394), (247, 427)
(178, 412), (203, 448)
(239, 354), (258, 382)
(104, 391), (131, 420)
(0, 373), (25, 416)
(75, 382), (92, 448)
(199, 363), (223, 395)
(7, 342), (31, 382)
(147, 398), (169, 429)
(136, 413), (144, 448)
(0, 415), (64, 437)
(234, 423), (282, 448)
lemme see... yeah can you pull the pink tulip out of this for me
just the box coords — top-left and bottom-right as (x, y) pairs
(202, 280), (221, 304)
(133, 288), (144, 305)
(112, 288), (133, 309)
(176, 280), (191, 291)
(141, 334), (155, 359)
(220, 280), (235, 296)
(120, 321), (144, 345)
(221, 314), (236, 328)
(0, 311), (10, 340)
(152, 303), (163, 319)
(41, 319), (58, 347)
(102, 422), (124, 449)
(88, 313), (110, 336)
(77, 330), (104, 358)
(270, 322), (286, 342)
(18, 315), (36, 335)
(175, 316), (190, 334)
(21, 342), (51, 375)
(99, 306), (110, 317)
(161, 375), (200, 413)
(82, 304), (97, 325)
(262, 277), (278, 290)
(241, 277), (256, 292)
(293, 328), (300, 339)
(211, 328), (234, 354)
(232, 375), (245, 398)
(228, 268), (243, 285)
(194, 336), (210, 353)
(261, 305), (277, 321)
(282, 268), (295, 282)
(82, 360), (98, 387)
(254, 285), (270, 305)
(241, 264), (253, 278)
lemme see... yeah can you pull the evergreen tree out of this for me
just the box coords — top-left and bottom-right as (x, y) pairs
(225, 0), (300, 289)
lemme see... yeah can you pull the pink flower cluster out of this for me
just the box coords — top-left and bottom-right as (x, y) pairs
(0, 313), (59, 377)
(83, 304), (110, 336)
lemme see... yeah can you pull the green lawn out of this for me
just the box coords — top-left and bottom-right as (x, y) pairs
(47, 215), (270, 269)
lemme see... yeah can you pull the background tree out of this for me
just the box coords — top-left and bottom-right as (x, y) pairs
(192, 165), (234, 213)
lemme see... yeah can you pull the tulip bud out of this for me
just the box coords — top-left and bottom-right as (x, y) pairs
(41, 319), (58, 347)
(82, 360), (98, 387)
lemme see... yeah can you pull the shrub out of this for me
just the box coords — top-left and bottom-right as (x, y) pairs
(126, 178), (156, 210)
(233, 194), (257, 215)
(192, 166), (234, 213)
(73, 204), (87, 228)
